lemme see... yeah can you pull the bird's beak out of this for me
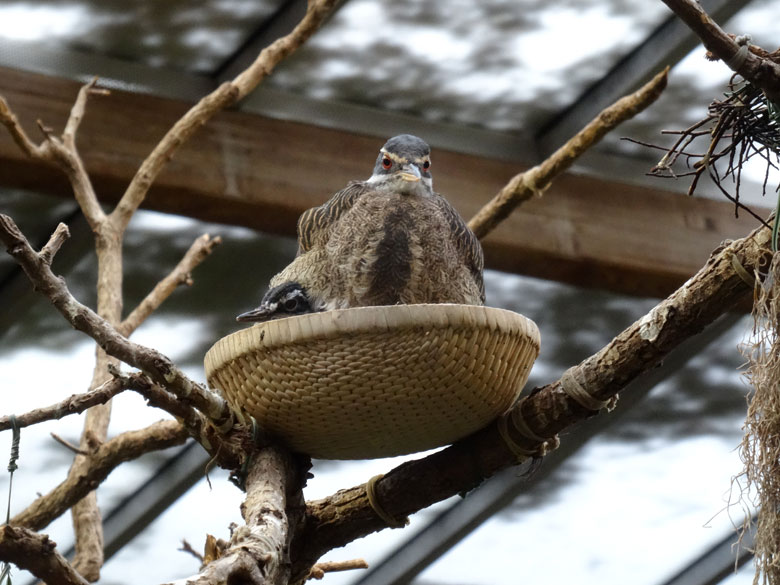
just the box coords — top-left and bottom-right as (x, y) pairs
(398, 164), (421, 182)
(236, 304), (274, 322)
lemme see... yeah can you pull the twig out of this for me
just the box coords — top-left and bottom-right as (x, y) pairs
(179, 539), (205, 564)
(11, 420), (188, 532)
(111, 367), (247, 470)
(306, 559), (368, 580)
(0, 214), (231, 424)
(0, 525), (89, 585)
(50, 433), (90, 456)
(119, 233), (222, 336)
(110, 0), (341, 235)
(289, 219), (773, 581)
(0, 377), (126, 432)
(467, 67), (668, 239)
(39, 222), (71, 265)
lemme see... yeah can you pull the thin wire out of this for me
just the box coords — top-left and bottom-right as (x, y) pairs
(2, 415), (20, 585)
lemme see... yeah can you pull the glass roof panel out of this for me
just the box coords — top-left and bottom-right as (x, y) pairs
(263, 0), (671, 131)
(0, 0), (287, 72)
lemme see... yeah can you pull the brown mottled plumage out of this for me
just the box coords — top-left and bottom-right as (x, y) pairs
(240, 135), (484, 320)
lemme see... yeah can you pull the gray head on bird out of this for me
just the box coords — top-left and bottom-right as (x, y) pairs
(367, 134), (433, 197)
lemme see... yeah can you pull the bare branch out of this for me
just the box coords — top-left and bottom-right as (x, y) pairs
(115, 369), (247, 470)
(0, 95), (46, 158)
(307, 559), (369, 581)
(289, 220), (772, 580)
(468, 67), (668, 239)
(50, 432), (90, 456)
(0, 378), (126, 432)
(164, 447), (303, 585)
(110, 0), (341, 235)
(62, 78), (108, 149)
(39, 222), (72, 266)
(119, 233), (222, 336)
(0, 84), (106, 228)
(0, 525), (89, 585)
(0, 214), (231, 424)
(11, 420), (188, 532)
(660, 0), (780, 102)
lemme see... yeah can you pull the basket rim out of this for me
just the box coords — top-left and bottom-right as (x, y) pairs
(205, 304), (540, 378)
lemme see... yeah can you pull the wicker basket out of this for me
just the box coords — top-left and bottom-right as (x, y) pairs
(204, 304), (540, 460)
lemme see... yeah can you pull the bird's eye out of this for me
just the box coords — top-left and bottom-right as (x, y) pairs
(284, 298), (299, 311)
(423, 160), (430, 171)
(382, 157), (392, 170)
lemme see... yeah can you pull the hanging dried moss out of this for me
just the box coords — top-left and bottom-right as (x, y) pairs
(741, 251), (780, 585)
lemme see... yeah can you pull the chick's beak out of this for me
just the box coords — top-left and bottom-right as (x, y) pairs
(236, 303), (275, 322)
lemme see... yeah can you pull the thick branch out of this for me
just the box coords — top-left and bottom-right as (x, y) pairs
(119, 370), (248, 470)
(0, 377), (126, 432)
(290, 223), (771, 581)
(110, 0), (340, 234)
(0, 215), (231, 424)
(468, 67), (668, 239)
(0, 525), (89, 585)
(660, 0), (780, 102)
(10, 420), (188, 531)
(164, 446), (304, 585)
(119, 233), (222, 336)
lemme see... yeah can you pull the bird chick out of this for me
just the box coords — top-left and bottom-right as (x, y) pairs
(263, 134), (485, 311)
(236, 281), (314, 323)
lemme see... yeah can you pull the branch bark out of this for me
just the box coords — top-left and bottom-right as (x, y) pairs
(119, 233), (222, 336)
(110, 0), (340, 234)
(0, 525), (89, 585)
(660, 0), (780, 102)
(163, 446), (306, 585)
(468, 67), (669, 238)
(0, 377), (126, 431)
(10, 420), (188, 532)
(0, 215), (231, 424)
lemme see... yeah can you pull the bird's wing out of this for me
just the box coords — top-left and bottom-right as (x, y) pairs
(435, 194), (486, 303)
(297, 181), (370, 254)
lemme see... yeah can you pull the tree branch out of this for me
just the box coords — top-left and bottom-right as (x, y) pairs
(10, 420), (188, 532)
(110, 0), (340, 235)
(0, 378), (126, 432)
(119, 233), (222, 336)
(289, 223), (771, 581)
(0, 215), (231, 425)
(0, 525), (89, 585)
(468, 67), (669, 239)
(164, 446), (305, 585)
(659, 0), (780, 102)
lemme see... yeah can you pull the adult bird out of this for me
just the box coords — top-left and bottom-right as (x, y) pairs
(237, 134), (484, 321)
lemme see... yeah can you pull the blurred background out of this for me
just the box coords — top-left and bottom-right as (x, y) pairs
(1, 1), (778, 584)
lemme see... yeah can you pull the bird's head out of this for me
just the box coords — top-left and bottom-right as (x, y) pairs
(367, 134), (433, 197)
(236, 282), (312, 323)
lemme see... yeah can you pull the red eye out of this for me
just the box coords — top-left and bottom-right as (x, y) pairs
(423, 160), (430, 171)
(382, 157), (392, 170)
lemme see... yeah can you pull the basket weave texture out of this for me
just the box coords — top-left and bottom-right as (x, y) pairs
(204, 304), (540, 460)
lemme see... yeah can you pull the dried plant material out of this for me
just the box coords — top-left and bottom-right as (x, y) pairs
(628, 76), (780, 228)
(740, 252), (780, 585)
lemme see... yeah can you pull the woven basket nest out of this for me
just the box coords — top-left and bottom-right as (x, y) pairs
(204, 304), (540, 460)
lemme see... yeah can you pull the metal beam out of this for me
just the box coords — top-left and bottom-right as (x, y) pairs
(354, 313), (744, 585)
(536, 0), (755, 155)
(658, 516), (755, 585)
(215, 0), (318, 82)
